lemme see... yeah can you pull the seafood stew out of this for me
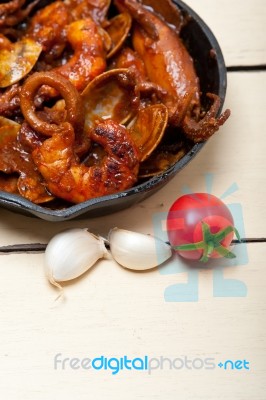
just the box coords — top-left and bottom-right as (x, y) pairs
(0, 0), (229, 220)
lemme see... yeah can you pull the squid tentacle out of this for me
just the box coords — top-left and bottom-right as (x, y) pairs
(182, 93), (231, 142)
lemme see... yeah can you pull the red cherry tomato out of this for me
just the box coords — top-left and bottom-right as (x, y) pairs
(167, 193), (240, 262)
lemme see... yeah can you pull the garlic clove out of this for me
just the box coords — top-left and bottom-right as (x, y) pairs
(108, 228), (172, 270)
(45, 229), (108, 286)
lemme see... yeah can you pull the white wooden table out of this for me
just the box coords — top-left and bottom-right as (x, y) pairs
(0, 1), (265, 399)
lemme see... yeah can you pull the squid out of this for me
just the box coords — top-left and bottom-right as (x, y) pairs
(115, 0), (230, 142)
(111, 47), (167, 100)
(19, 71), (89, 156)
(0, 0), (232, 206)
(19, 71), (139, 203)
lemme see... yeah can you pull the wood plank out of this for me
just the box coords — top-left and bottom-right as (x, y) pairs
(0, 243), (265, 399)
(185, 0), (266, 66)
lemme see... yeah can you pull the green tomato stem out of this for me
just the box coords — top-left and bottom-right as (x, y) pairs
(172, 221), (241, 263)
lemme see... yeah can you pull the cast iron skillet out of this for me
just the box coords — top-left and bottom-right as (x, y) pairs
(0, 0), (228, 221)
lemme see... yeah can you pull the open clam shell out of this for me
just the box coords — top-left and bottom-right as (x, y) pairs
(83, 104), (169, 172)
(128, 104), (168, 162)
(81, 68), (139, 130)
(138, 127), (191, 178)
(139, 146), (188, 178)
(0, 38), (42, 88)
(0, 116), (20, 138)
(105, 13), (132, 59)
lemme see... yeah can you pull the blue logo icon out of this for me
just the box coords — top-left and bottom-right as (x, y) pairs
(217, 359), (250, 370)
(152, 174), (248, 302)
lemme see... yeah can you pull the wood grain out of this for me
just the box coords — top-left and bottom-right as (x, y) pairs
(0, 1), (265, 399)
(186, 0), (266, 67)
(0, 244), (265, 399)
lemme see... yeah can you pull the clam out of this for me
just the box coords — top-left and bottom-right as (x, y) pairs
(0, 116), (20, 138)
(81, 68), (139, 130)
(139, 147), (188, 178)
(128, 104), (168, 162)
(138, 131), (191, 178)
(82, 103), (169, 172)
(0, 38), (42, 88)
(105, 13), (132, 59)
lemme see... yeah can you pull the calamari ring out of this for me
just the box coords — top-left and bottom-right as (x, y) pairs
(19, 71), (84, 137)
